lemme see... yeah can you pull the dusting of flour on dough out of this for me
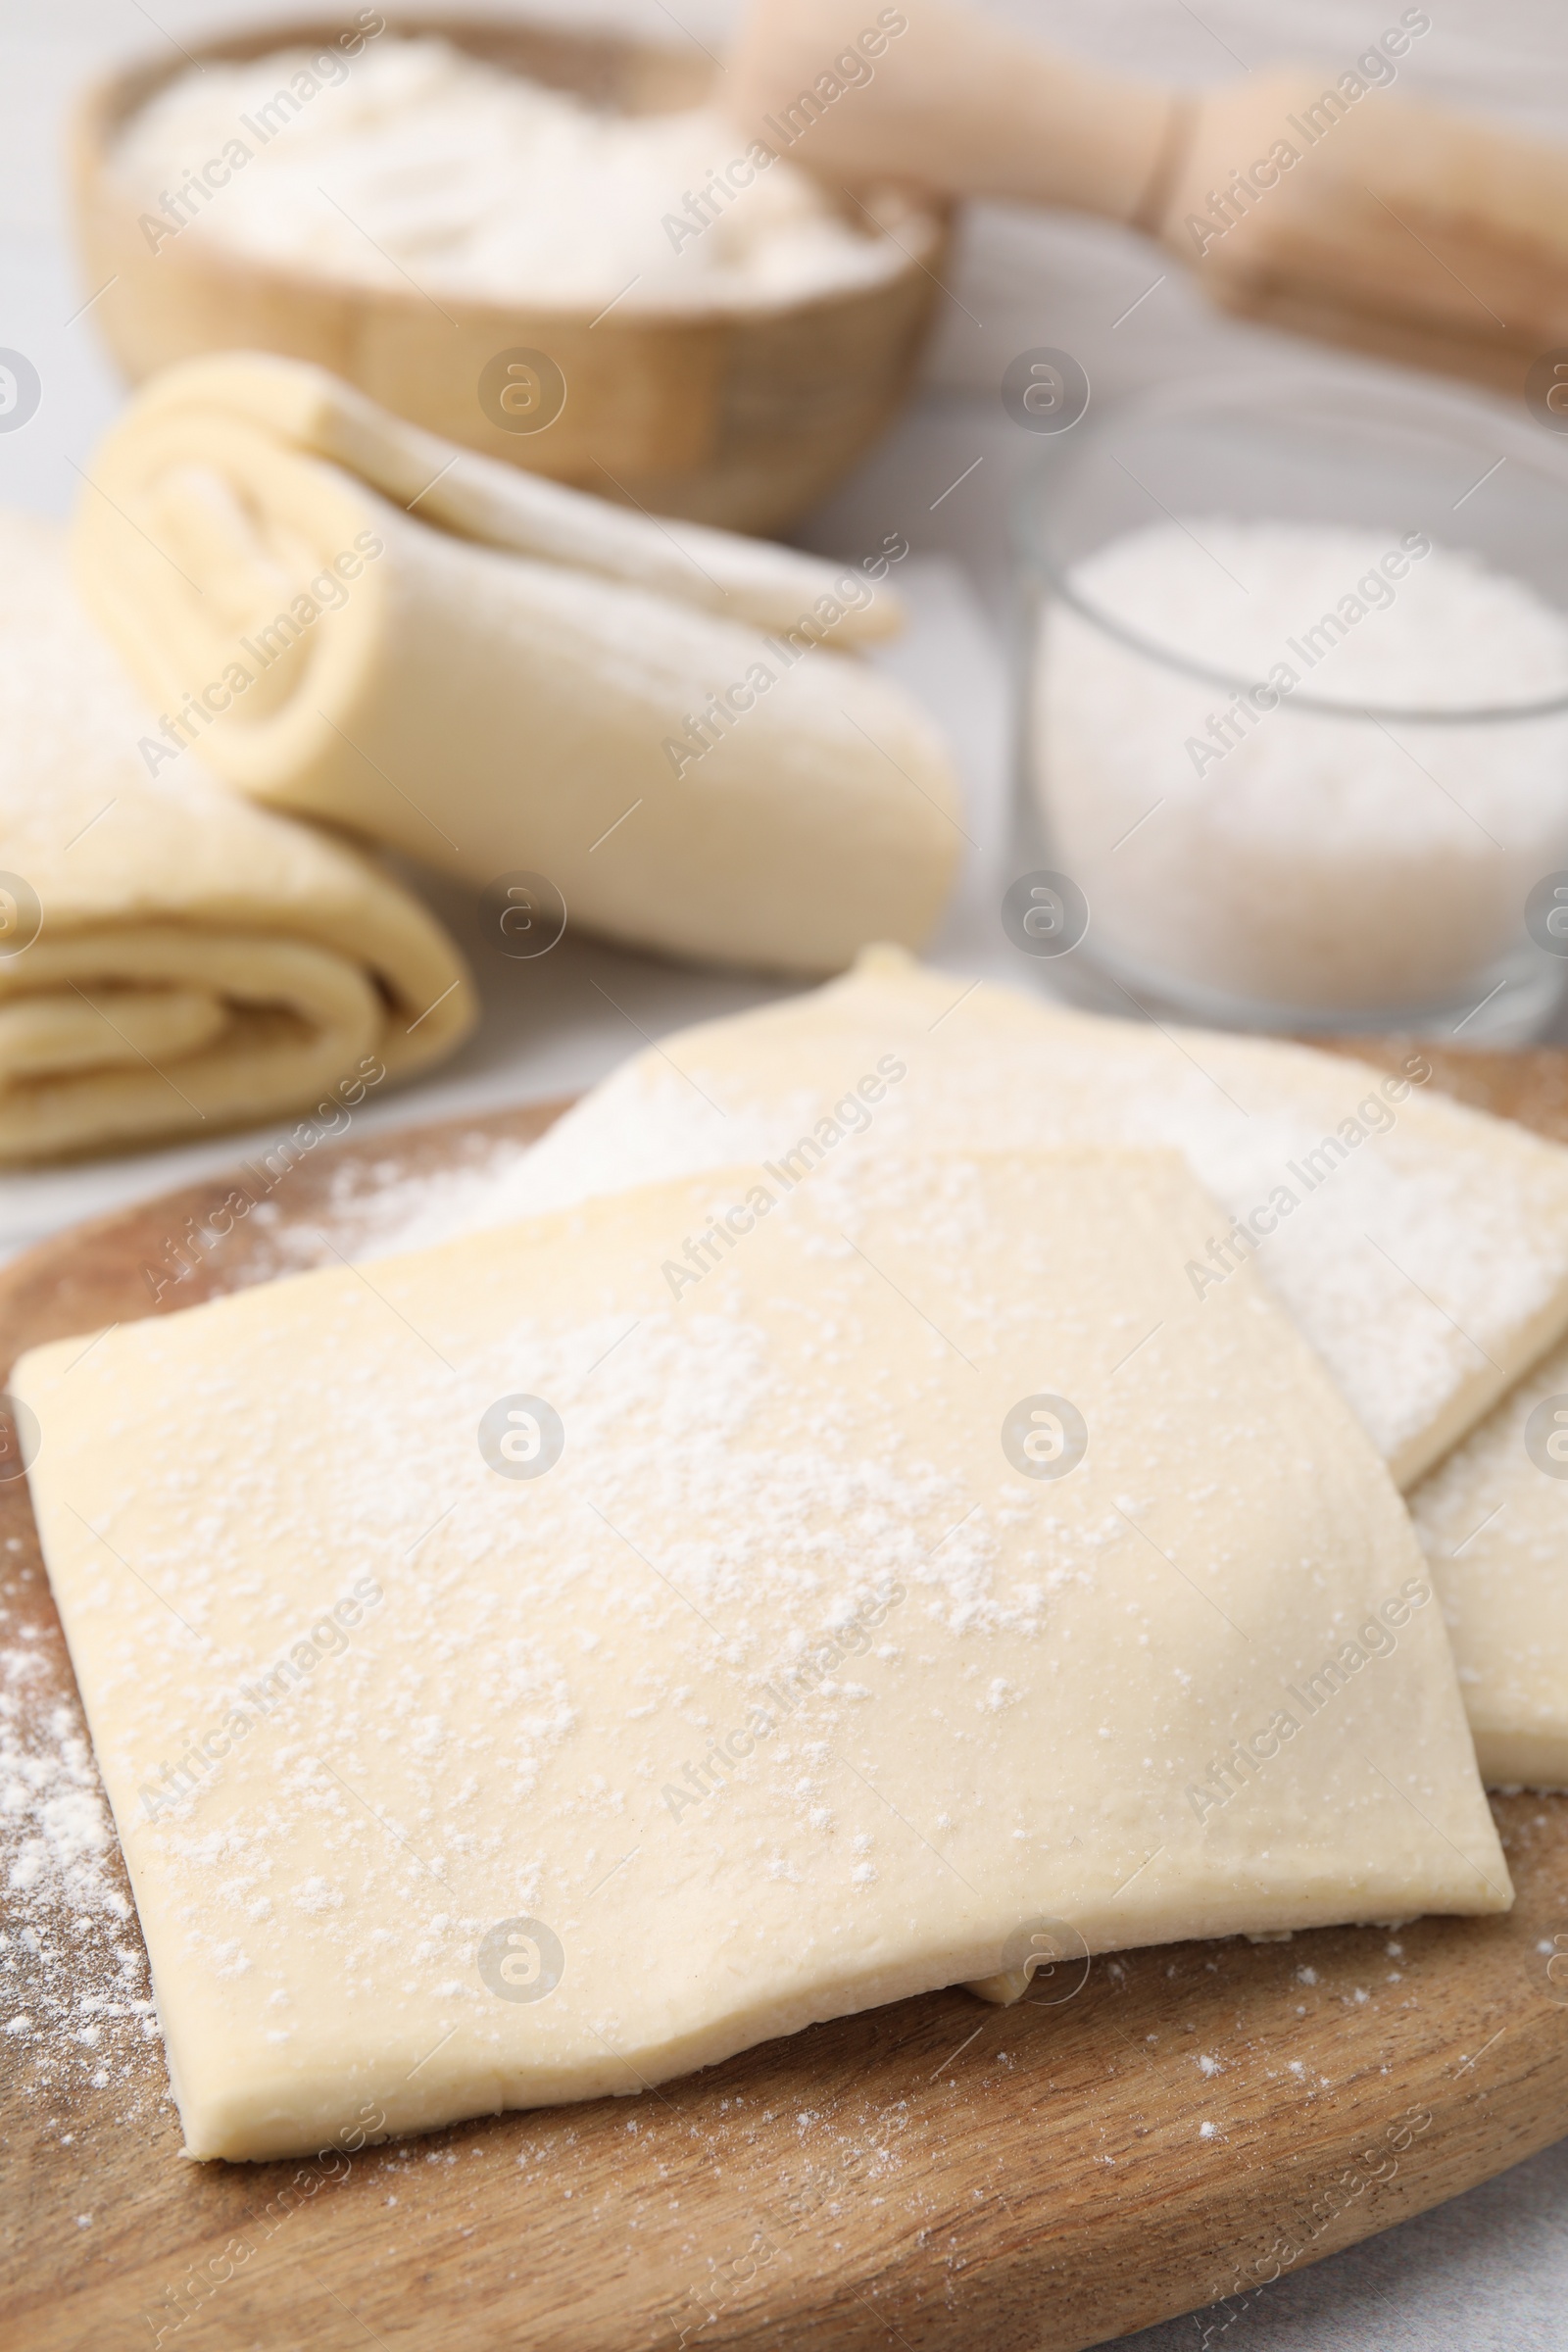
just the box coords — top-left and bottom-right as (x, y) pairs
(342, 979), (1568, 1477)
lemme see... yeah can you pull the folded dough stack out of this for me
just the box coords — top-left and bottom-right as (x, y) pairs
(480, 946), (1568, 1787)
(72, 354), (962, 975)
(14, 1147), (1506, 2159)
(0, 513), (473, 1161)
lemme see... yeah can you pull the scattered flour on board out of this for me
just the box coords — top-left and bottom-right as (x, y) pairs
(0, 1561), (167, 2126)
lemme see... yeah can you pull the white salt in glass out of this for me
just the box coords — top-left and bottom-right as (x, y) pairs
(1015, 368), (1568, 1041)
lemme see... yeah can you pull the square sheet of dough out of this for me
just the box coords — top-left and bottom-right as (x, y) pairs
(480, 948), (1568, 1491)
(1411, 1331), (1568, 1786)
(15, 1151), (1506, 2162)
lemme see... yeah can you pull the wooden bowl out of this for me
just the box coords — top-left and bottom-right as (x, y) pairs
(70, 12), (952, 533)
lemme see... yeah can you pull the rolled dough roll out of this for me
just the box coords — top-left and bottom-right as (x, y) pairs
(71, 354), (961, 977)
(14, 1150), (1505, 2161)
(503, 948), (1568, 1491)
(0, 513), (472, 1161)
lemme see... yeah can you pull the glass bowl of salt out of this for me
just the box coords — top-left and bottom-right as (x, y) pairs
(1015, 362), (1568, 1041)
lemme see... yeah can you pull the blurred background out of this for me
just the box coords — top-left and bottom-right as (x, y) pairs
(4, 0), (1567, 1255)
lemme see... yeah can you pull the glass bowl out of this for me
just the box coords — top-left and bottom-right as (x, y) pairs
(1013, 364), (1568, 1041)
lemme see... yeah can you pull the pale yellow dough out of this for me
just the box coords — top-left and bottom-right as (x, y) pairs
(506, 949), (1568, 1490)
(1411, 1338), (1568, 1787)
(72, 354), (961, 976)
(15, 1150), (1505, 2162)
(0, 513), (473, 1160)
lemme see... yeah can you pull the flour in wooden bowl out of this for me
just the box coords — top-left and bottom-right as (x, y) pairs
(113, 33), (929, 313)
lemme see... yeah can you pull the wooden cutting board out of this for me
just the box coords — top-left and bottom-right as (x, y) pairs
(7, 1047), (1568, 2352)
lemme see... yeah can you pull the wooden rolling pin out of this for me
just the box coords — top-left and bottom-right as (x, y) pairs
(730, 0), (1568, 392)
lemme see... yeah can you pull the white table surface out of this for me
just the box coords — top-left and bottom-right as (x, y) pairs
(4, 2), (1568, 2341)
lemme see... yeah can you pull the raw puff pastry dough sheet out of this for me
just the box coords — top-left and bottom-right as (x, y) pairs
(15, 1148), (1504, 2160)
